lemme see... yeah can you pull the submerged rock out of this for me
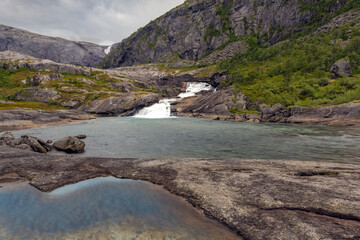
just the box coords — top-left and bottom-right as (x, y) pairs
(53, 136), (85, 153)
(75, 135), (86, 139)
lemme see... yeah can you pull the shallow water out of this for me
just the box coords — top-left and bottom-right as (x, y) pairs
(0, 177), (240, 240)
(13, 117), (360, 164)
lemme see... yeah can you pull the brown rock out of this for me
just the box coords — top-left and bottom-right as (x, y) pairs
(53, 136), (85, 153)
(75, 135), (86, 140)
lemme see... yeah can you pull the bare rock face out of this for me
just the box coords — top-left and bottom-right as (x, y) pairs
(330, 59), (353, 77)
(53, 136), (85, 153)
(0, 25), (106, 67)
(172, 87), (249, 120)
(79, 93), (160, 116)
(0, 51), (92, 76)
(14, 88), (61, 103)
(101, 0), (347, 68)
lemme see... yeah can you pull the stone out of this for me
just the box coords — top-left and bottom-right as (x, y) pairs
(75, 135), (86, 140)
(330, 59), (353, 77)
(47, 140), (53, 144)
(20, 135), (52, 153)
(0, 132), (15, 143)
(60, 100), (81, 109)
(53, 136), (85, 153)
(14, 88), (61, 103)
(15, 144), (32, 151)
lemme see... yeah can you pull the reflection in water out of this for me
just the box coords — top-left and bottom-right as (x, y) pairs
(0, 177), (240, 240)
(13, 117), (360, 164)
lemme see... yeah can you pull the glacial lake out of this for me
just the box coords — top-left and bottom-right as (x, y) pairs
(13, 117), (360, 164)
(0, 177), (240, 240)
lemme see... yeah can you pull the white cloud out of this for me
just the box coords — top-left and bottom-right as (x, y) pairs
(0, 0), (184, 45)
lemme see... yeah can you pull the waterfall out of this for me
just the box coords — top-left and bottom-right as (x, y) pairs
(104, 45), (112, 55)
(133, 82), (213, 119)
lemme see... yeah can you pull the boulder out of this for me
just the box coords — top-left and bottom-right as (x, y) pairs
(20, 135), (52, 153)
(53, 136), (85, 153)
(259, 104), (291, 122)
(14, 88), (61, 103)
(74, 135), (86, 140)
(0, 132), (15, 145)
(15, 144), (32, 151)
(60, 100), (81, 109)
(330, 59), (352, 77)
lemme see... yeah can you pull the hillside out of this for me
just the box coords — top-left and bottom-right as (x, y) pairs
(0, 25), (106, 67)
(100, 0), (359, 68)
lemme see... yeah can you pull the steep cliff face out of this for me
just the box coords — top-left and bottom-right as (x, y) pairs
(0, 25), (107, 67)
(100, 0), (347, 68)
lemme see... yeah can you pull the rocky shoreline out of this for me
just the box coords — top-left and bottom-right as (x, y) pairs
(0, 145), (359, 239)
(0, 109), (96, 131)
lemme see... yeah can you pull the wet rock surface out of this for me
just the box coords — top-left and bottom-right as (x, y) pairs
(0, 145), (359, 240)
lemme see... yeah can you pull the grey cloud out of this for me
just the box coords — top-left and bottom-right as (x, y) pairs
(0, 0), (184, 45)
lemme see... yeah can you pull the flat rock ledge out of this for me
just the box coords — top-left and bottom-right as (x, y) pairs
(0, 146), (359, 239)
(0, 109), (96, 131)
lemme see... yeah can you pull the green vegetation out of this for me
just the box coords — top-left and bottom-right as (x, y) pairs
(216, 21), (360, 107)
(0, 66), (159, 111)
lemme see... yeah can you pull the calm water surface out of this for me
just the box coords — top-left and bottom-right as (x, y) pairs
(13, 117), (360, 164)
(0, 177), (240, 239)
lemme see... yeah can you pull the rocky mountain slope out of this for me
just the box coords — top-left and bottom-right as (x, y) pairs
(0, 25), (106, 67)
(100, 0), (358, 68)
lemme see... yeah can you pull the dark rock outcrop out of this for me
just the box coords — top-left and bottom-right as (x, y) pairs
(101, 0), (347, 68)
(330, 59), (353, 77)
(14, 88), (61, 103)
(0, 25), (106, 67)
(53, 136), (85, 153)
(259, 104), (291, 123)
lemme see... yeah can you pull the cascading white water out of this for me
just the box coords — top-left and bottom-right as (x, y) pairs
(104, 45), (112, 55)
(133, 99), (176, 118)
(133, 82), (213, 119)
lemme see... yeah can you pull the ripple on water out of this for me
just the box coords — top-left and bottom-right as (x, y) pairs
(0, 177), (241, 240)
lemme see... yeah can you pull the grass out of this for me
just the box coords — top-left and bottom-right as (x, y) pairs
(0, 102), (65, 111)
(215, 21), (360, 107)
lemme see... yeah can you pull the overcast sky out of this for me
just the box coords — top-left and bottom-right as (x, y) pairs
(0, 0), (185, 46)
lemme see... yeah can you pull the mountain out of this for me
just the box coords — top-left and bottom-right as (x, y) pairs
(100, 0), (359, 68)
(0, 25), (106, 67)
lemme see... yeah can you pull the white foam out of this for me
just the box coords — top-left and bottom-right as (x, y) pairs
(133, 82), (213, 119)
(104, 45), (112, 55)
